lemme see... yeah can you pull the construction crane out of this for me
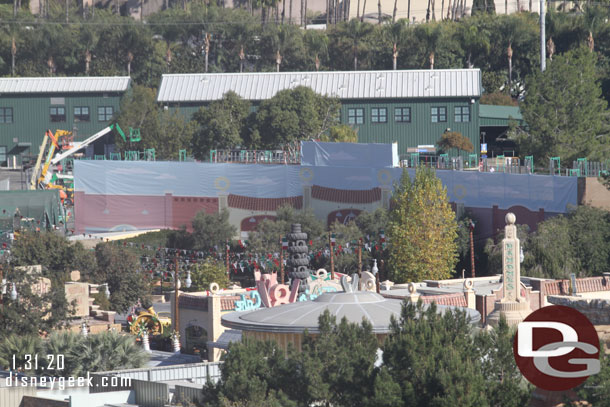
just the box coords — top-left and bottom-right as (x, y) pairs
(29, 123), (126, 200)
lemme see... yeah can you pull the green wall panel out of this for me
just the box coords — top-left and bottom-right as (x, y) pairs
(0, 92), (123, 163)
(167, 97), (481, 159)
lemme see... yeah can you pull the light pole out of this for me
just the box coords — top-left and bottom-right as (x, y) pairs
(173, 255), (192, 343)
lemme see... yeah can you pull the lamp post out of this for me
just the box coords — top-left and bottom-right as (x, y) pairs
(173, 255), (192, 344)
(469, 220), (476, 278)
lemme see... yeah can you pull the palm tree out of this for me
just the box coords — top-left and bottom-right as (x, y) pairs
(385, 21), (409, 70)
(204, 33), (211, 73)
(547, 37), (555, 61)
(11, 37), (16, 76)
(458, 21), (490, 68)
(507, 42), (513, 86)
(126, 51), (133, 76)
(305, 30), (329, 70)
(342, 19), (374, 70)
(0, 334), (42, 370)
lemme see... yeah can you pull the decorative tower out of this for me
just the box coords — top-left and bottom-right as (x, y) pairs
(486, 213), (532, 326)
(287, 224), (311, 293)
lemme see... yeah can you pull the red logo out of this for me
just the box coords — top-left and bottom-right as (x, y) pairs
(513, 305), (600, 391)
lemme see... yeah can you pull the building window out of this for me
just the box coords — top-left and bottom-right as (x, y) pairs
(74, 106), (90, 122)
(98, 106), (114, 122)
(0, 108), (13, 124)
(394, 107), (411, 123)
(454, 106), (470, 122)
(371, 107), (387, 124)
(0, 146), (6, 164)
(431, 106), (447, 123)
(347, 108), (364, 125)
(50, 106), (66, 122)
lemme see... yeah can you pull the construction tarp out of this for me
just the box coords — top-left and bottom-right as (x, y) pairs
(74, 161), (578, 211)
(0, 190), (65, 232)
(300, 141), (399, 168)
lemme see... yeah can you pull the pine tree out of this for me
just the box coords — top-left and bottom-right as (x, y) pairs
(387, 167), (458, 283)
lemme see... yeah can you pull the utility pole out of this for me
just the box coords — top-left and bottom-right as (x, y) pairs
(358, 238), (362, 275)
(225, 241), (230, 278)
(469, 220), (476, 278)
(540, 0), (546, 71)
(173, 254), (180, 334)
(329, 232), (335, 280)
(280, 235), (285, 285)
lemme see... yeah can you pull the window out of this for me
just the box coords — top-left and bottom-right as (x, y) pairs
(371, 108), (387, 124)
(0, 146), (6, 164)
(454, 106), (470, 122)
(0, 108), (13, 124)
(74, 106), (90, 122)
(431, 106), (447, 123)
(98, 106), (114, 122)
(347, 108), (364, 125)
(394, 107), (411, 123)
(50, 106), (66, 122)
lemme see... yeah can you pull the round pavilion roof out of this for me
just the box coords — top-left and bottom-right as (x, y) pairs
(221, 291), (481, 334)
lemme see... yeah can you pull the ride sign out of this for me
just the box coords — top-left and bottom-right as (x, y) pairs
(513, 305), (601, 391)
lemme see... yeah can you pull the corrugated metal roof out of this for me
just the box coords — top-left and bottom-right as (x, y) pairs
(157, 69), (481, 103)
(0, 76), (131, 94)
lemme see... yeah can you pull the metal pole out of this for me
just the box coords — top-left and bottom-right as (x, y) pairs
(226, 241), (229, 278)
(540, 0), (546, 71)
(173, 255), (180, 335)
(469, 221), (475, 278)
(280, 235), (284, 285)
(329, 232), (335, 280)
(358, 238), (362, 275)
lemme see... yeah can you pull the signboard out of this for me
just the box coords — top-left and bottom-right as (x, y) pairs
(481, 143), (488, 154)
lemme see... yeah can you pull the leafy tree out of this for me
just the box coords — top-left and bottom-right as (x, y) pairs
(567, 205), (610, 276)
(187, 259), (231, 292)
(253, 86), (340, 148)
(354, 207), (389, 238)
(329, 221), (371, 274)
(191, 209), (237, 252)
(319, 124), (359, 143)
(380, 301), (489, 406)
(519, 46), (610, 163)
(116, 85), (194, 160)
(387, 168), (458, 283)
(191, 91), (251, 160)
(247, 204), (325, 258)
(436, 131), (474, 155)
(0, 260), (73, 339)
(480, 92), (517, 106)
(10, 231), (95, 281)
(93, 243), (152, 313)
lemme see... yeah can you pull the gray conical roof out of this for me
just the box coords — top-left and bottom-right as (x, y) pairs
(222, 291), (481, 334)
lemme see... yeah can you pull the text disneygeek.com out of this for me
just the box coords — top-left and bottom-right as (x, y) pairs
(4, 372), (132, 390)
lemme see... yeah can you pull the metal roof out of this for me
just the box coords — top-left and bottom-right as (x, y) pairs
(0, 77), (131, 94)
(222, 291), (481, 334)
(157, 69), (481, 103)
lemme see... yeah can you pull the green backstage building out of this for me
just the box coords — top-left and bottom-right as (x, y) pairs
(0, 76), (131, 167)
(156, 69), (481, 158)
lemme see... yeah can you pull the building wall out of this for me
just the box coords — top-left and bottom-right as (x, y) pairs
(166, 97), (480, 158)
(0, 93), (124, 165)
(341, 98), (480, 157)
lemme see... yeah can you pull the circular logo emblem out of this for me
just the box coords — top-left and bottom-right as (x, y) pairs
(377, 169), (392, 185)
(299, 168), (314, 182)
(214, 176), (230, 191)
(453, 184), (467, 200)
(513, 305), (600, 391)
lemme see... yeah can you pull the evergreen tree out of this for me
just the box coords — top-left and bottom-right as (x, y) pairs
(380, 301), (489, 406)
(387, 168), (458, 283)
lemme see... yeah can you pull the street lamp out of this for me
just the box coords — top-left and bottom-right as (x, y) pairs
(172, 257), (192, 348)
(10, 282), (17, 301)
